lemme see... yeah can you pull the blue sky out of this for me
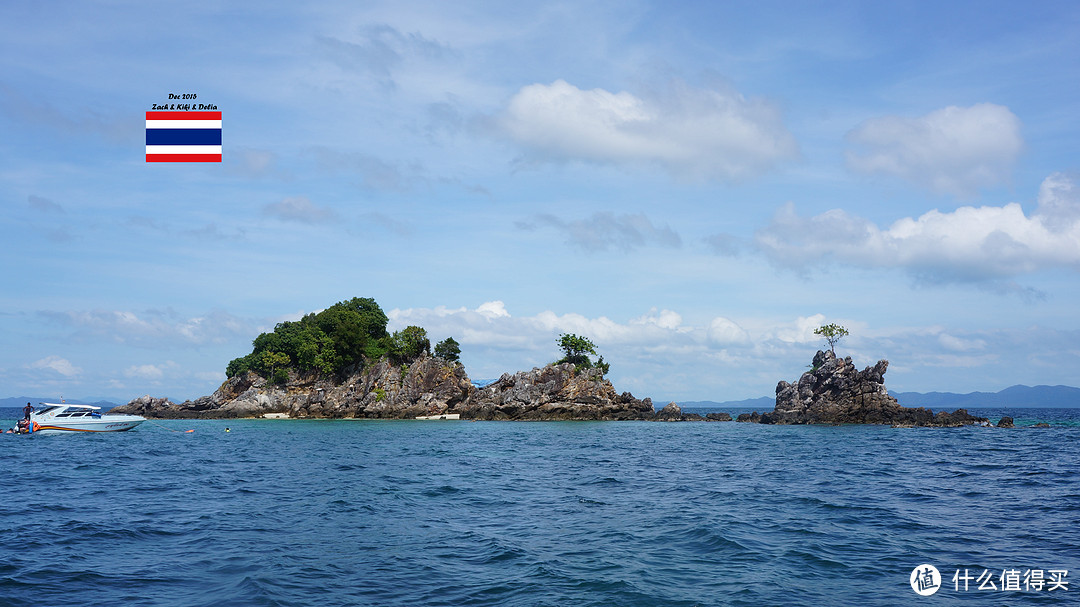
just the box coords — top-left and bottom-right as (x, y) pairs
(2, 0), (1079, 403)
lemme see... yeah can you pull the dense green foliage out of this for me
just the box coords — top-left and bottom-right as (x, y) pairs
(434, 337), (461, 362)
(814, 323), (849, 354)
(389, 325), (430, 362)
(555, 333), (610, 375)
(226, 297), (424, 381)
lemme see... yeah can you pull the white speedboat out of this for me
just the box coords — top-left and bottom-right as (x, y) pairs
(21, 403), (146, 435)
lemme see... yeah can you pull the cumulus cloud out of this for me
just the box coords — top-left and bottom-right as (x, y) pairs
(753, 173), (1080, 290)
(263, 196), (337, 224)
(517, 212), (681, 252)
(390, 302), (733, 352)
(772, 314), (827, 345)
(498, 78), (798, 181)
(1034, 171), (1080, 231)
(707, 317), (752, 346)
(124, 364), (165, 380)
(938, 333), (986, 353)
(384, 301), (1079, 398)
(31, 356), (81, 377)
(38, 308), (254, 348)
(386, 302), (889, 397)
(846, 103), (1023, 197)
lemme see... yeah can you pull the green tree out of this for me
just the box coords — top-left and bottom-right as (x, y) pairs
(434, 337), (461, 362)
(555, 333), (609, 375)
(313, 297), (390, 366)
(225, 296), (393, 379)
(260, 350), (292, 384)
(814, 323), (849, 354)
(389, 325), (430, 362)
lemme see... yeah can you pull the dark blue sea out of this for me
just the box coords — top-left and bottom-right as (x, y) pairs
(1, 407), (1077, 606)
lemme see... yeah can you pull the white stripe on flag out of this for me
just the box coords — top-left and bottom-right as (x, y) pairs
(145, 120), (222, 129)
(145, 145), (223, 154)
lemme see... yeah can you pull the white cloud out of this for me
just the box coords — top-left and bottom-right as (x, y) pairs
(938, 333), (987, 352)
(195, 371), (226, 383)
(846, 103), (1023, 197)
(476, 301), (510, 319)
(754, 173), (1080, 288)
(1035, 171), (1080, 231)
(263, 196), (337, 224)
(123, 364), (165, 380)
(707, 317), (752, 346)
(335, 302), (1080, 399)
(517, 212), (681, 252)
(38, 308), (254, 347)
(498, 78), (798, 181)
(773, 314), (827, 344)
(387, 301), (823, 392)
(31, 356), (81, 377)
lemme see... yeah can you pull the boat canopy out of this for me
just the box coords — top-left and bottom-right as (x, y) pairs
(38, 403), (102, 410)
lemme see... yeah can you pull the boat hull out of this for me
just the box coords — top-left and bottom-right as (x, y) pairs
(31, 416), (146, 435)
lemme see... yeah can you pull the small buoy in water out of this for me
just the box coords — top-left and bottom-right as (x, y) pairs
(185, 429), (194, 433)
(225, 428), (230, 432)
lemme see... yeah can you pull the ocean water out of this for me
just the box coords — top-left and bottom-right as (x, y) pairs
(1, 408), (1077, 606)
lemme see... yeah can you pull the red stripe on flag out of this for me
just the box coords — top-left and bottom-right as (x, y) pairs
(146, 154), (222, 162)
(145, 111), (222, 120)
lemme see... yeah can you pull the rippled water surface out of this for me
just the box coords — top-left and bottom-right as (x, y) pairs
(1, 409), (1077, 606)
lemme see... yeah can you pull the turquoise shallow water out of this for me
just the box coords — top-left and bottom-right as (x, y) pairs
(1, 408), (1077, 606)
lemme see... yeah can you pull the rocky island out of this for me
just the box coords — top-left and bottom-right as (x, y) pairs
(116, 358), (657, 421)
(111, 297), (657, 421)
(111, 298), (996, 426)
(740, 349), (990, 427)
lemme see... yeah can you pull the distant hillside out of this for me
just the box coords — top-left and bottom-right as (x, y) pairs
(890, 385), (1080, 408)
(679, 397), (774, 410)
(681, 385), (1080, 410)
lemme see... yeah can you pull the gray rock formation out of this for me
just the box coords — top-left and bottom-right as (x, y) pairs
(997, 416), (1015, 428)
(114, 355), (473, 419)
(653, 402), (683, 421)
(755, 350), (988, 427)
(117, 359), (655, 421)
(458, 363), (654, 420)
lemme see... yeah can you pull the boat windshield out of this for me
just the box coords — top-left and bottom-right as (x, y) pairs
(55, 409), (93, 417)
(34, 406), (60, 416)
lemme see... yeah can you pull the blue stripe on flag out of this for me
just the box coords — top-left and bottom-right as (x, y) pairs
(145, 129), (222, 145)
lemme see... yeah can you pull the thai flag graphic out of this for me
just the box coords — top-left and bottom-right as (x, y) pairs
(145, 111), (221, 162)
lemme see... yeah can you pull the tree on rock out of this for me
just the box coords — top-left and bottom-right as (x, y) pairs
(261, 351), (291, 384)
(434, 337), (461, 362)
(814, 323), (849, 354)
(556, 333), (610, 375)
(226, 296), (393, 379)
(390, 325), (431, 362)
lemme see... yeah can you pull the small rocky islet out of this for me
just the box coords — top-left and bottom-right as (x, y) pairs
(114, 348), (1006, 428)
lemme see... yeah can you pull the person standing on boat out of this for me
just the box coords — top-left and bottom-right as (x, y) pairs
(23, 402), (33, 420)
